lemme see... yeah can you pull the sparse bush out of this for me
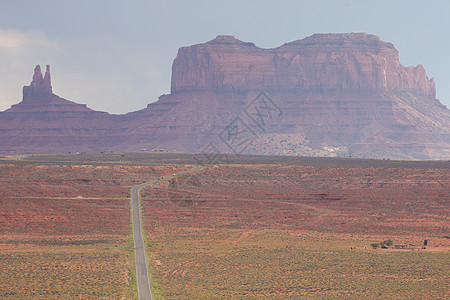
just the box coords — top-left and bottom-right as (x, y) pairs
(382, 239), (393, 246)
(370, 243), (379, 249)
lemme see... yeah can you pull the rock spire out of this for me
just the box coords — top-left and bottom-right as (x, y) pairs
(23, 65), (52, 102)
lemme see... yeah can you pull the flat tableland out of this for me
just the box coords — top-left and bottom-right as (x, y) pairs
(0, 153), (449, 298)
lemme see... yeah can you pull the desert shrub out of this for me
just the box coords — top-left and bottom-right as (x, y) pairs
(381, 239), (393, 247)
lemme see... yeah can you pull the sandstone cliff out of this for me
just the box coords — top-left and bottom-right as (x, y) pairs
(0, 65), (127, 154)
(154, 33), (448, 159)
(172, 33), (435, 97)
(0, 33), (448, 159)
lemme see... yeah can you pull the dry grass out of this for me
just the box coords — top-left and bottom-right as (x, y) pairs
(1, 154), (448, 298)
(0, 236), (131, 299)
(0, 161), (184, 299)
(147, 229), (449, 299)
(142, 163), (449, 298)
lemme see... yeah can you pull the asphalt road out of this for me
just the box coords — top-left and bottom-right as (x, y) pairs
(131, 165), (203, 300)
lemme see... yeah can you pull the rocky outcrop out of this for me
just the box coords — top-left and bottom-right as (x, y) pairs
(22, 65), (53, 102)
(172, 33), (435, 97)
(0, 65), (127, 154)
(0, 33), (448, 159)
(153, 33), (448, 159)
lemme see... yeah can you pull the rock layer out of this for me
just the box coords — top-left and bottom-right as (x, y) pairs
(0, 65), (126, 154)
(172, 33), (435, 97)
(0, 33), (448, 159)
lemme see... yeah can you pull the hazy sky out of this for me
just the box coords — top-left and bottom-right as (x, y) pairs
(1, 0), (449, 113)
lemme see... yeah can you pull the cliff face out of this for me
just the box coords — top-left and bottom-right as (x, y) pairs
(172, 33), (435, 97)
(0, 65), (126, 154)
(156, 33), (448, 159)
(0, 33), (448, 159)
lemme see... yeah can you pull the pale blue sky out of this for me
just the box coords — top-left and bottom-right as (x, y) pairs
(0, 0), (449, 113)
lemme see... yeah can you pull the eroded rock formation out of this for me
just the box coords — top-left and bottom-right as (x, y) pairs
(0, 33), (448, 159)
(172, 33), (435, 97)
(0, 65), (125, 154)
(22, 65), (53, 102)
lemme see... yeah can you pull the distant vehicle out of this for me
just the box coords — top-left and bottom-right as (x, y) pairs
(173, 174), (176, 176)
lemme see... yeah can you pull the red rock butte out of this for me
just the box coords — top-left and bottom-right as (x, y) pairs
(172, 33), (435, 97)
(0, 33), (449, 159)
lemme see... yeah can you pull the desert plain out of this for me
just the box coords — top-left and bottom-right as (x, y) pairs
(0, 152), (448, 299)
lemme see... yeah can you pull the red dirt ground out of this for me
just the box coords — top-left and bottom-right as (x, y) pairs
(142, 163), (449, 245)
(0, 163), (188, 235)
(0, 161), (188, 299)
(140, 162), (449, 298)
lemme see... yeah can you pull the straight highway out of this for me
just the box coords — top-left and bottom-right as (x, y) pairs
(131, 165), (203, 299)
